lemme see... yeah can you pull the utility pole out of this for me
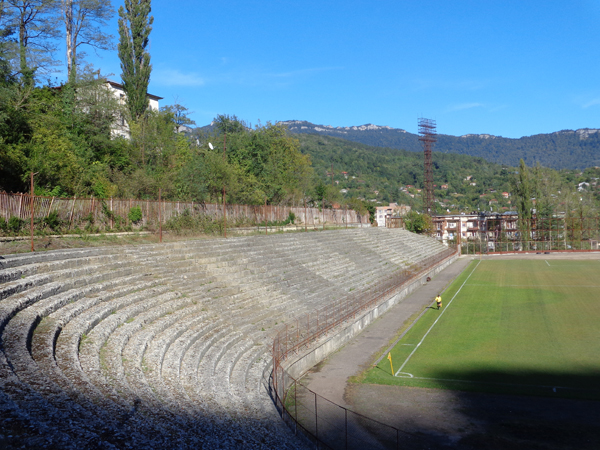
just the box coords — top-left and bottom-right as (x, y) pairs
(223, 130), (227, 238)
(158, 188), (162, 243)
(30, 172), (37, 252)
(304, 197), (307, 232)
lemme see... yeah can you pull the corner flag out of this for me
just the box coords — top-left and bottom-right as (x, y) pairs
(387, 352), (394, 375)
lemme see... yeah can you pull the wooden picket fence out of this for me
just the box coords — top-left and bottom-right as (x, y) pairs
(0, 192), (368, 232)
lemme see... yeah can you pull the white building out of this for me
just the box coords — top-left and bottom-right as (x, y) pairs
(105, 80), (162, 138)
(433, 213), (519, 247)
(375, 203), (411, 227)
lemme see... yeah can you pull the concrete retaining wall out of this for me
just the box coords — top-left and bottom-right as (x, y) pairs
(283, 252), (459, 380)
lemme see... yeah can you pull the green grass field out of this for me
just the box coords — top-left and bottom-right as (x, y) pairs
(364, 259), (600, 400)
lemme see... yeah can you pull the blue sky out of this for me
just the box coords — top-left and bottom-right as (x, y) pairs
(67, 0), (600, 138)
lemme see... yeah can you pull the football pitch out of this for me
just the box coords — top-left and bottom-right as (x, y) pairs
(365, 259), (600, 400)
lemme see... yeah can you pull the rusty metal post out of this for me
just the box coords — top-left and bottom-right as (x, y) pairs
(159, 188), (162, 243)
(304, 198), (307, 232)
(322, 195), (325, 230)
(314, 392), (318, 444)
(223, 187), (227, 238)
(223, 132), (227, 238)
(30, 172), (34, 252)
(345, 408), (348, 450)
(272, 339), (277, 394)
(294, 380), (298, 434)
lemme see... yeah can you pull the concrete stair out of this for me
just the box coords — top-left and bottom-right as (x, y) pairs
(0, 228), (450, 449)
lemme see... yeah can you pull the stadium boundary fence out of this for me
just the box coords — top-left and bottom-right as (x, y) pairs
(267, 246), (458, 449)
(0, 192), (368, 233)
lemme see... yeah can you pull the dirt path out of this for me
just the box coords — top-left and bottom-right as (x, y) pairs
(301, 253), (600, 449)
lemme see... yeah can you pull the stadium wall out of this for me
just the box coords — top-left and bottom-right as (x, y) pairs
(279, 251), (458, 381)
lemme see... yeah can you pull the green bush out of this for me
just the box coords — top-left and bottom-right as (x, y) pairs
(404, 211), (432, 234)
(8, 216), (24, 233)
(128, 206), (143, 224)
(259, 211), (298, 228)
(0, 216), (7, 233)
(164, 210), (224, 235)
(44, 211), (62, 231)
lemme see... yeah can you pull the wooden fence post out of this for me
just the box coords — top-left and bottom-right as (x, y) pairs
(69, 196), (76, 230)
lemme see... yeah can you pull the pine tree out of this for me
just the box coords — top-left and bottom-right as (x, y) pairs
(61, 0), (115, 82)
(117, 0), (152, 122)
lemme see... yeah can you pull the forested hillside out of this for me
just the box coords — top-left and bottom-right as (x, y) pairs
(297, 133), (600, 215)
(297, 134), (514, 212)
(282, 121), (600, 170)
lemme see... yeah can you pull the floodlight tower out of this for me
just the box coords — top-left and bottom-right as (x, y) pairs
(418, 118), (437, 216)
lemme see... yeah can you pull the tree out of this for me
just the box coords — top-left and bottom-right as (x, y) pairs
(60, 0), (114, 82)
(117, 0), (152, 122)
(5, 0), (61, 86)
(404, 210), (432, 234)
(512, 159), (534, 245)
(160, 102), (195, 128)
(214, 114), (246, 135)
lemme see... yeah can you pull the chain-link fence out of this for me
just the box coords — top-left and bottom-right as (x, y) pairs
(269, 247), (457, 449)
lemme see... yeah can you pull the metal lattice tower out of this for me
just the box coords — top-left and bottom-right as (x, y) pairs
(418, 118), (437, 216)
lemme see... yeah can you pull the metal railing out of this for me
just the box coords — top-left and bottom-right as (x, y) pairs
(268, 246), (457, 449)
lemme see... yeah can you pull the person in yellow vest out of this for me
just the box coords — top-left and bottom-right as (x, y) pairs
(435, 294), (442, 310)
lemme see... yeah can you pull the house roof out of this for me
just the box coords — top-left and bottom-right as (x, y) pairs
(106, 80), (163, 101)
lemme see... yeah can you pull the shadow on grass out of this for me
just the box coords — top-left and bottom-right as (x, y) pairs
(349, 367), (600, 450)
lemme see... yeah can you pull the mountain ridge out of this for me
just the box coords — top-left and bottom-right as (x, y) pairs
(277, 120), (600, 169)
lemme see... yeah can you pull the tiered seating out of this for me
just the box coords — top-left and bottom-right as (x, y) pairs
(0, 228), (449, 448)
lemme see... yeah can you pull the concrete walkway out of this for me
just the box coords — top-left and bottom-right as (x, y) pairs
(301, 256), (474, 407)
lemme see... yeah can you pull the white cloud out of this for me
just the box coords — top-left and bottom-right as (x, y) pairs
(446, 102), (484, 112)
(153, 69), (205, 87)
(267, 66), (343, 79)
(412, 78), (490, 92)
(582, 98), (600, 108)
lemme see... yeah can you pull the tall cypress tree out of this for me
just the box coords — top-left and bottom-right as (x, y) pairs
(117, 0), (153, 122)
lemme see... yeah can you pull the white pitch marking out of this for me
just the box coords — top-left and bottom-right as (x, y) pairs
(545, 260), (551, 266)
(396, 372), (414, 378)
(395, 260), (481, 377)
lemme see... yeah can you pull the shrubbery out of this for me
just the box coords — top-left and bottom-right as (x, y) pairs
(44, 212), (62, 231)
(128, 206), (143, 224)
(8, 216), (24, 233)
(164, 209), (224, 235)
(404, 211), (432, 234)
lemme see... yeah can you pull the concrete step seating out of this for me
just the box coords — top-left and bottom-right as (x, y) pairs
(0, 227), (450, 449)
